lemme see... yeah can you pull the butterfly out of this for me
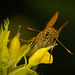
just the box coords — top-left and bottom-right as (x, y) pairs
(25, 12), (73, 57)
(20, 12), (73, 63)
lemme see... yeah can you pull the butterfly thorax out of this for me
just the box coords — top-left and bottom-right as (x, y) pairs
(36, 27), (59, 47)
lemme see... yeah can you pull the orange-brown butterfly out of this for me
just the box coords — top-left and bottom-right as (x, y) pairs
(21, 12), (73, 58)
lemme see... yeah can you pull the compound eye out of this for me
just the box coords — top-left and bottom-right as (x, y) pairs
(46, 32), (49, 36)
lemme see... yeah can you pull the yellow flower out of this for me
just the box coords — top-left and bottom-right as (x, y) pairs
(0, 18), (9, 48)
(27, 44), (57, 68)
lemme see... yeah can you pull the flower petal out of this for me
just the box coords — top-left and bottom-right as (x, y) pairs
(40, 52), (53, 64)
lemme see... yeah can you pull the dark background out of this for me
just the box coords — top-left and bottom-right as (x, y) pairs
(0, 0), (75, 75)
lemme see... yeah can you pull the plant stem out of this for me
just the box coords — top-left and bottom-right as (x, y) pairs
(3, 68), (7, 75)
(26, 64), (32, 69)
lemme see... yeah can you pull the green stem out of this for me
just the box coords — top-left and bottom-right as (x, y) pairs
(26, 64), (32, 69)
(8, 64), (16, 73)
(3, 68), (7, 75)
(24, 56), (27, 66)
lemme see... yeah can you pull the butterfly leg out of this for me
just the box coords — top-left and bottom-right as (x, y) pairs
(49, 41), (56, 63)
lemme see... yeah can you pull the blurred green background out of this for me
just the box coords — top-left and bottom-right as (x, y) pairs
(0, 0), (75, 75)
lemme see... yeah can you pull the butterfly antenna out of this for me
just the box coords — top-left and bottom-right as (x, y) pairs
(19, 38), (31, 42)
(55, 38), (73, 54)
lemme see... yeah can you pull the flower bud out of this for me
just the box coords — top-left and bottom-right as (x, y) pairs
(9, 35), (20, 59)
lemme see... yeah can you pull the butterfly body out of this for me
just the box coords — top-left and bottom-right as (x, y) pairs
(27, 27), (59, 56)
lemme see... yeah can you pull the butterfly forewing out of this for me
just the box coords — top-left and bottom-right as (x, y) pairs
(46, 12), (59, 28)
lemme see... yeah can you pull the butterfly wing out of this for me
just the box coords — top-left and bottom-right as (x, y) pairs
(46, 12), (59, 28)
(58, 21), (69, 34)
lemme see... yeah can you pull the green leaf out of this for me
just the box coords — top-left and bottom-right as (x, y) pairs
(9, 66), (38, 75)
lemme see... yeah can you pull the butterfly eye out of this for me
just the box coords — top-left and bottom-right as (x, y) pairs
(46, 33), (48, 36)
(46, 32), (49, 36)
